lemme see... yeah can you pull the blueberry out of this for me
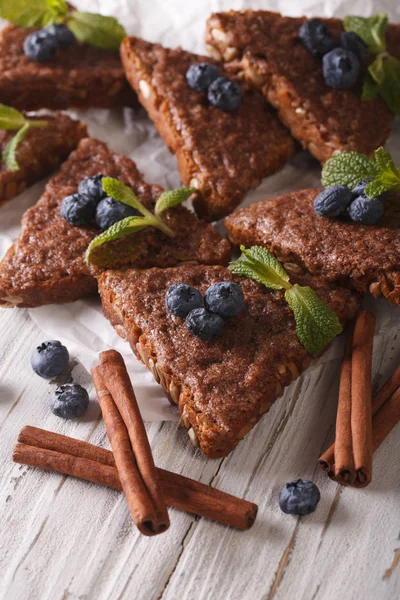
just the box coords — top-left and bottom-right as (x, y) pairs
(207, 77), (242, 112)
(31, 340), (69, 379)
(352, 178), (386, 202)
(186, 63), (220, 92)
(314, 185), (354, 217)
(299, 19), (334, 56)
(166, 283), (203, 317)
(50, 383), (89, 419)
(46, 24), (76, 49)
(279, 479), (321, 515)
(78, 174), (107, 204)
(186, 308), (224, 341)
(204, 281), (244, 318)
(323, 48), (360, 89)
(95, 197), (137, 230)
(349, 196), (384, 225)
(61, 193), (97, 227)
(339, 31), (367, 64)
(23, 29), (58, 62)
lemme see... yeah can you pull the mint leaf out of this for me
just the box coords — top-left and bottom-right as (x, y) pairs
(368, 54), (385, 85)
(67, 11), (126, 51)
(102, 177), (152, 217)
(0, 0), (52, 27)
(86, 216), (151, 265)
(0, 105), (26, 130)
(285, 285), (343, 355)
(344, 14), (387, 54)
(155, 187), (196, 215)
(2, 123), (30, 172)
(362, 72), (380, 101)
(46, 0), (68, 24)
(229, 245), (290, 290)
(321, 151), (379, 189)
(375, 147), (396, 172)
(365, 179), (392, 198)
(377, 55), (400, 116)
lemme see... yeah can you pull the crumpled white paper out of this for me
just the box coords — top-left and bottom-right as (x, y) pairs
(0, 0), (399, 420)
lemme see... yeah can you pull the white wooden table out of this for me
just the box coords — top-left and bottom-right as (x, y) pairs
(1, 305), (399, 600)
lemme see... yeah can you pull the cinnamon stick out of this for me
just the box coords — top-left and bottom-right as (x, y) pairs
(14, 426), (258, 530)
(371, 386), (400, 452)
(319, 363), (400, 475)
(92, 365), (169, 536)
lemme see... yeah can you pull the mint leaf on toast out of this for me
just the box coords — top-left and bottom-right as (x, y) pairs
(285, 285), (343, 355)
(85, 216), (151, 265)
(154, 187), (196, 215)
(229, 245), (290, 290)
(2, 122), (30, 171)
(102, 177), (152, 217)
(0, 0), (53, 28)
(0, 105), (27, 130)
(321, 151), (379, 189)
(230, 246), (343, 354)
(67, 11), (126, 51)
(344, 14), (387, 54)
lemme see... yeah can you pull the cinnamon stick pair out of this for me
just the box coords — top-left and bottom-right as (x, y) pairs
(13, 426), (257, 530)
(319, 310), (400, 487)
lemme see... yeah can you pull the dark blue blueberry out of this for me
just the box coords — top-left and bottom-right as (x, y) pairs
(299, 19), (334, 56)
(185, 308), (224, 341)
(204, 281), (244, 318)
(314, 185), (354, 217)
(95, 197), (137, 230)
(279, 479), (321, 515)
(165, 283), (203, 317)
(207, 77), (242, 112)
(352, 178), (386, 202)
(46, 24), (76, 49)
(50, 383), (89, 419)
(186, 63), (220, 92)
(61, 193), (97, 227)
(78, 174), (107, 204)
(31, 340), (69, 379)
(323, 48), (360, 89)
(349, 196), (384, 225)
(23, 29), (58, 62)
(339, 31), (368, 64)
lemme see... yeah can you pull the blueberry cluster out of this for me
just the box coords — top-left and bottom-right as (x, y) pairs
(299, 19), (367, 89)
(24, 24), (76, 62)
(165, 281), (245, 341)
(279, 479), (321, 515)
(61, 174), (137, 230)
(30, 340), (89, 419)
(186, 63), (242, 112)
(314, 180), (385, 225)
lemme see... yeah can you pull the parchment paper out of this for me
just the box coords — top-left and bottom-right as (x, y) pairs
(0, 0), (399, 420)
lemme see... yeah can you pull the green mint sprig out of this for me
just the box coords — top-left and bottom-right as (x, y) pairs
(344, 14), (400, 115)
(322, 147), (400, 198)
(0, 0), (126, 51)
(0, 104), (47, 171)
(85, 178), (195, 265)
(229, 246), (343, 355)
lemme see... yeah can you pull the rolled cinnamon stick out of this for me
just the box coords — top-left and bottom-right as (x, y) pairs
(372, 386), (400, 452)
(97, 350), (170, 531)
(92, 366), (169, 536)
(14, 426), (258, 530)
(351, 310), (375, 486)
(319, 363), (400, 475)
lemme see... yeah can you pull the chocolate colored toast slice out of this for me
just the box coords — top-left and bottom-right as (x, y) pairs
(120, 37), (295, 222)
(0, 113), (87, 206)
(0, 24), (135, 110)
(99, 264), (359, 458)
(206, 11), (400, 162)
(0, 138), (230, 308)
(225, 189), (400, 305)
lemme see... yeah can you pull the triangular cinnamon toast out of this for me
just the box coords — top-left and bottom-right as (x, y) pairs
(225, 189), (400, 305)
(0, 112), (87, 205)
(206, 10), (400, 162)
(0, 24), (135, 110)
(0, 138), (230, 308)
(120, 37), (295, 222)
(98, 264), (359, 458)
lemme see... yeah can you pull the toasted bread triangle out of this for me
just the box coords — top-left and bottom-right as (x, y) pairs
(120, 37), (295, 222)
(99, 264), (359, 457)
